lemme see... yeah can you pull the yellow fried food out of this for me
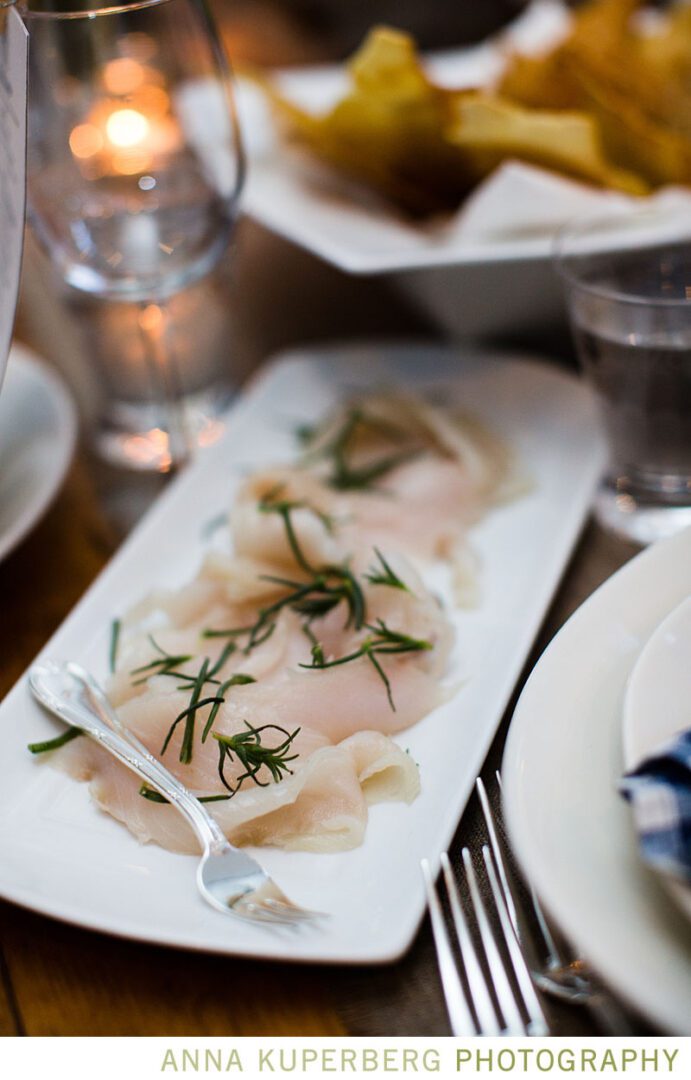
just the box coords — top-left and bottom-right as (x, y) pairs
(269, 2), (691, 217)
(269, 26), (477, 215)
(446, 94), (647, 194)
(501, 0), (691, 188)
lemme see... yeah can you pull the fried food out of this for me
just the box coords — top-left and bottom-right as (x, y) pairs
(446, 94), (647, 195)
(268, 1), (691, 216)
(268, 27), (477, 215)
(500, 0), (691, 188)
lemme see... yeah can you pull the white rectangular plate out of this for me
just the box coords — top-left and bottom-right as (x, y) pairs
(0, 344), (605, 963)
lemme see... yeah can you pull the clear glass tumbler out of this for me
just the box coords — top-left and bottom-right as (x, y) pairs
(556, 206), (691, 545)
(21, 0), (244, 471)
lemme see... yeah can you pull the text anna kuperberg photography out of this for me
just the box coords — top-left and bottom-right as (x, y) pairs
(159, 1046), (680, 1075)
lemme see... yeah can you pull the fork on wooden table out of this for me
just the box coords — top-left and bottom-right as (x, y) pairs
(478, 773), (634, 1033)
(422, 842), (549, 1036)
(423, 773), (634, 1035)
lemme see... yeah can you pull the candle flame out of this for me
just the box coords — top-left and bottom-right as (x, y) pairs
(106, 108), (150, 149)
(69, 59), (178, 179)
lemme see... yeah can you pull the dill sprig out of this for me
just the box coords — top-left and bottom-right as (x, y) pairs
(201, 505), (366, 653)
(179, 658), (210, 764)
(130, 636), (194, 687)
(331, 448), (421, 491)
(365, 548), (410, 592)
(28, 727), (83, 754)
(213, 721), (300, 795)
(301, 621), (326, 667)
(257, 486), (333, 574)
(201, 673), (256, 743)
(207, 641), (238, 679)
(250, 488), (363, 640)
(230, 564), (366, 653)
(302, 406), (420, 491)
(109, 619), (121, 674)
(159, 645), (242, 764)
(200, 626), (276, 648)
(299, 618), (432, 711)
(138, 783), (231, 805)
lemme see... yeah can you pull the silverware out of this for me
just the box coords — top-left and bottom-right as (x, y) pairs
(29, 660), (325, 928)
(477, 773), (634, 1034)
(422, 847), (549, 1036)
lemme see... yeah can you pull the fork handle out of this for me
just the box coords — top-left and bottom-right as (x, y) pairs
(29, 665), (229, 854)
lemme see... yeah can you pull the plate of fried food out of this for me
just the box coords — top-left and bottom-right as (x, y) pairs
(238, 0), (691, 334)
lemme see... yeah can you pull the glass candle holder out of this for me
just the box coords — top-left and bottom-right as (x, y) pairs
(21, 0), (244, 471)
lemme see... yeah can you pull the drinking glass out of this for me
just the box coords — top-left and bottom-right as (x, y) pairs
(21, 0), (244, 470)
(556, 206), (691, 545)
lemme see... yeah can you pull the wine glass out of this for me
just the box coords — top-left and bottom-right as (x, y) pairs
(21, 0), (245, 470)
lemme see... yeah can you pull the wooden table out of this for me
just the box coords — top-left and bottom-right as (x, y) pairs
(0, 211), (648, 1037)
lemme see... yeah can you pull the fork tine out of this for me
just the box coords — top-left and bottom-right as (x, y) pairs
(462, 848), (526, 1036)
(234, 901), (295, 924)
(421, 858), (476, 1036)
(493, 772), (582, 976)
(260, 897), (325, 921)
(529, 884), (568, 965)
(482, 846), (549, 1036)
(441, 853), (500, 1036)
(477, 776), (520, 938)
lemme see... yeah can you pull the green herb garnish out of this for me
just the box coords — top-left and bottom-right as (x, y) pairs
(160, 657), (213, 763)
(257, 486), (333, 575)
(159, 658), (256, 764)
(130, 636), (194, 687)
(109, 618), (121, 674)
(206, 641), (237, 679)
(201, 623), (276, 650)
(138, 783), (231, 805)
(302, 406), (420, 491)
(213, 721), (300, 796)
(238, 489), (364, 644)
(299, 618), (432, 711)
(330, 448), (420, 491)
(28, 727), (83, 754)
(201, 673), (256, 743)
(365, 548), (410, 592)
(201, 547), (366, 659)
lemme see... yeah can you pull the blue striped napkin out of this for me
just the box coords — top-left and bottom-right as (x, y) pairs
(620, 730), (691, 884)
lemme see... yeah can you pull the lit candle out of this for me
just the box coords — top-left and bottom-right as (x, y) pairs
(69, 58), (182, 178)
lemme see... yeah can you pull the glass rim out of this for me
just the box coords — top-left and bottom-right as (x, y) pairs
(19, 0), (174, 20)
(553, 206), (691, 310)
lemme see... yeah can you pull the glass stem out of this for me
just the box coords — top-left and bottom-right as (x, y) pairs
(137, 301), (189, 471)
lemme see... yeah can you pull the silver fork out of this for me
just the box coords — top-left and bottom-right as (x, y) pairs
(477, 774), (633, 1033)
(422, 848), (549, 1035)
(29, 660), (325, 927)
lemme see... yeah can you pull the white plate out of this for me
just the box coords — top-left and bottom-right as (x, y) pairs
(0, 343), (604, 963)
(623, 595), (691, 922)
(502, 526), (691, 1034)
(0, 343), (78, 564)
